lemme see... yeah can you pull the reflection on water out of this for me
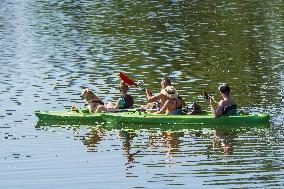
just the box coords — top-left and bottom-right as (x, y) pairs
(0, 0), (283, 188)
(62, 125), (281, 188)
(83, 128), (103, 152)
(210, 130), (236, 156)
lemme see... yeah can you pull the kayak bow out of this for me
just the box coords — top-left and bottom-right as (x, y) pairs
(35, 109), (104, 124)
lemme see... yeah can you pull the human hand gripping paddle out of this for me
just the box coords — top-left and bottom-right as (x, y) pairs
(204, 91), (218, 109)
(203, 91), (213, 101)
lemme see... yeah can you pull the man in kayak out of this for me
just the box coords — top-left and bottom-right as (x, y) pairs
(209, 84), (237, 117)
(145, 77), (183, 114)
(95, 82), (134, 113)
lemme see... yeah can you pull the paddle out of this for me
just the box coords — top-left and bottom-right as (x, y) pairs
(119, 71), (155, 103)
(203, 91), (212, 100)
(204, 91), (218, 105)
(119, 72), (137, 86)
(119, 72), (144, 89)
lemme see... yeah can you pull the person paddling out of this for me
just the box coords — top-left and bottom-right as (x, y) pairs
(95, 81), (134, 113)
(144, 77), (183, 114)
(209, 84), (237, 117)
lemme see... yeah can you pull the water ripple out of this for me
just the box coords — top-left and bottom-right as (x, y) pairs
(0, 0), (283, 188)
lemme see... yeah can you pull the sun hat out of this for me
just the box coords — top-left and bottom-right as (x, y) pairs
(161, 86), (179, 98)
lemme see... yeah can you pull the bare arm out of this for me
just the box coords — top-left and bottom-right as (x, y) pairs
(146, 89), (163, 103)
(114, 99), (120, 109)
(209, 96), (218, 105)
(148, 93), (163, 103)
(154, 100), (169, 114)
(211, 100), (224, 117)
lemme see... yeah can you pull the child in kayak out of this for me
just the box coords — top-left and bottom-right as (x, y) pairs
(95, 82), (134, 113)
(144, 77), (183, 114)
(209, 84), (237, 117)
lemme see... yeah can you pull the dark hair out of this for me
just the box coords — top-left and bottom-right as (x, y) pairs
(218, 84), (230, 94)
(118, 82), (129, 91)
(163, 77), (171, 85)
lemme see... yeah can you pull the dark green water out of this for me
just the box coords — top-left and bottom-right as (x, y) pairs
(0, 0), (283, 188)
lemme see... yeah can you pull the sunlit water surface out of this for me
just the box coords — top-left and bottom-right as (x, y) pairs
(0, 0), (283, 188)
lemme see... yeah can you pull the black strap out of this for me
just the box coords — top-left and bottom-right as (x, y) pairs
(91, 100), (104, 105)
(222, 104), (237, 115)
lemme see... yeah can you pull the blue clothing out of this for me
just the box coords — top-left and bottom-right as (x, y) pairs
(170, 108), (182, 115)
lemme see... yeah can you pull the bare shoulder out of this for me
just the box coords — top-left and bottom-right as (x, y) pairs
(219, 100), (225, 106)
(156, 93), (163, 97)
(219, 98), (236, 107)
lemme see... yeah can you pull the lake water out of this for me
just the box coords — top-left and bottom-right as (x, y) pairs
(0, 0), (283, 188)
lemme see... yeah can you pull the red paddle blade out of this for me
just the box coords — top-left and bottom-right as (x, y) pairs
(119, 72), (137, 86)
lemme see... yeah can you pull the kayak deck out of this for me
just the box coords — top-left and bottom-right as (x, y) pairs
(35, 109), (103, 123)
(100, 111), (270, 125)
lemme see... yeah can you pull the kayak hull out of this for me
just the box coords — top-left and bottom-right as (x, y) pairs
(101, 111), (270, 125)
(35, 110), (270, 126)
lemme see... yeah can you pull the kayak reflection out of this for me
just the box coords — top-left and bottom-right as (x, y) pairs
(83, 128), (104, 152)
(116, 129), (184, 164)
(35, 122), (270, 162)
(148, 131), (184, 158)
(118, 130), (137, 163)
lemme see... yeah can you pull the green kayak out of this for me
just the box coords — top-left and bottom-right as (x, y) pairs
(35, 109), (270, 126)
(100, 111), (270, 125)
(35, 109), (104, 124)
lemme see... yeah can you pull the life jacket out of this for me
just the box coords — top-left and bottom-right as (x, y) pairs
(119, 94), (134, 109)
(222, 104), (237, 116)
